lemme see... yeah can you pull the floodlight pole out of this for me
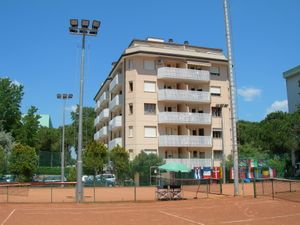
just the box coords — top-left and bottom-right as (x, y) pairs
(223, 0), (239, 196)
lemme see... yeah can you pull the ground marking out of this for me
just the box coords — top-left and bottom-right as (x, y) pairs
(159, 210), (205, 225)
(221, 212), (300, 224)
(1, 209), (15, 225)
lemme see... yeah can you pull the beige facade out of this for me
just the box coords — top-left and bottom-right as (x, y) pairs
(94, 38), (232, 168)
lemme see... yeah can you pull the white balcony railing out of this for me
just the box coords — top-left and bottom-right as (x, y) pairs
(109, 74), (123, 92)
(158, 112), (211, 125)
(94, 108), (109, 127)
(109, 138), (122, 149)
(158, 89), (210, 103)
(109, 94), (123, 112)
(158, 67), (210, 82)
(95, 91), (108, 112)
(109, 116), (122, 131)
(159, 135), (212, 147)
(165, 158), (212, 169)
(98, 126), (108, 139)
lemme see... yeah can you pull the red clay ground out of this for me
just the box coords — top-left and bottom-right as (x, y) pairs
(1, 196), (300, 225)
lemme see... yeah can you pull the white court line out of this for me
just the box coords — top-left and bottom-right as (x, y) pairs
(1, 209), (16, 225)
(221, 212), (300, 224)
(159, 210), (205, 225)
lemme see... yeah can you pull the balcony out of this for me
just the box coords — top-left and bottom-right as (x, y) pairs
(164, 158), (212, 169)
(158, 89), (210, 103)
(109, 116), (122, 131)
(95, 91), (108, 112)
(158, 67), (210, 82)
(158, 112), (211, 125)
(109, 94), (123, 112)
(94, 108), (109, 127)
(94, 126), (108, 140)
(109, 73), (123, 93)
(159, 135), (212, 148)
(109, 138), (122, 149)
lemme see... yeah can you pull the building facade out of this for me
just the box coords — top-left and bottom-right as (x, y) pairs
(94, 38), (232, 168)
(283, 65), (300, 113)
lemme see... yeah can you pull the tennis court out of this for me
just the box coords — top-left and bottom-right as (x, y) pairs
(1, 196), (300, 225)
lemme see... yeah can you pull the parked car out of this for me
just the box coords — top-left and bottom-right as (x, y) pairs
(1, 175), (16, 182)
(84, 175), (115, 187)
(100, 174), (116, 183)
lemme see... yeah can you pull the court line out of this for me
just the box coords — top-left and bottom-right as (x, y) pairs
(159, 210), (205, 225)
(221, 212), (300, 224)
(1, 209), (15, 225)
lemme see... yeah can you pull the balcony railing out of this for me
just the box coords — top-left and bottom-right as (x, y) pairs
(94, 126), (108, 140)
(109, 138), (122, 149)
(109, 116), (122, 131)
(94, 108), (109, 127)
(159, 135), (212, 147)
(109, 73), (123, 92)
(158, 112), (211, 125)
(158, 89), (210, 103)
(158, 67), (210, 82)
(109, 94), (123, 112)
(164, 158), (212, 168)
(95, 91), (108, 112)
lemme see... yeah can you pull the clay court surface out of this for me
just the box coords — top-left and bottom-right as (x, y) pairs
(1, 196), (300, 225)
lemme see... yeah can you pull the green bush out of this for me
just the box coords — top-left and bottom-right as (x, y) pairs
(36, 167), (72, 176)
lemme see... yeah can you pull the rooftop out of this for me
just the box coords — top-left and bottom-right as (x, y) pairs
(283, 65), (300, 79)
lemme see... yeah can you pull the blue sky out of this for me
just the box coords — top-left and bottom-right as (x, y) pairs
(1, 0), (299, 127)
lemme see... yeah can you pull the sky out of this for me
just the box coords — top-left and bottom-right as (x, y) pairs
(0, 0), (299, 127)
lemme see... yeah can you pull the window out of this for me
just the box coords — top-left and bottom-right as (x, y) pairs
(144, 103), (156, 115)
(129, 126), (133, 138)
(193, 151), (197, 158)
(199, 128), (204, 136)
(191, 108), (196, 113)
(129, 103), (133, 114)
(127, 60), (134, 70)
(192, 129), (197, 136)
(144, 81), (156, 92)
(214, 150), (223, 160)
(129, 149), (134, 160)
(144, 149), (157, 155)
(165, 106), (172, 112)
(199, 152), (205, 159)
(211, 87), (221, 96)
(144, 60), (155, 70)
(213, 129), (222, 138)
(144, 126), (157, 137)
(212, 107), (222, 117)
(129, 81), (133, 92)
(210, 67), (220, 76)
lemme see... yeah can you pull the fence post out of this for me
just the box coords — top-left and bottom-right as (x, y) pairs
(206, 179), (209, 198)
(289, 181), (292, 192)
(6, 186), (9, 203)
(220, 178), (223, 195)
(271, 179), (274, 200)
(134, 182), (137, 202)
(253, 177), (257, 198)
(51, 184), (53, 203)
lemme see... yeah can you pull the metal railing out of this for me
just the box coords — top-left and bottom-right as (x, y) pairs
(159, 135), (212, 147)
(158, 89), (210, 103)
(164, 158), (212, 168)
(158, 112), (211, 125)
(158, 67), (210, 82)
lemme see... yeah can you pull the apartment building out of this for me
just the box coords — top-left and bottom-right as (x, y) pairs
(94, 37), (232, 168)
(283, 65), (300, 113)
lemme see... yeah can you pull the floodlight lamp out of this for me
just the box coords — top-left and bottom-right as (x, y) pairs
(57, 94), (62, 99)
(69, 27), (78, 33)
(68, 94), (73, 99)
(70, 19), (78, 28)
(92, 20), (101, 30)
(81, 20), (90, 28)
(62, 94), (68, 99)
(89, 29), (98, 35)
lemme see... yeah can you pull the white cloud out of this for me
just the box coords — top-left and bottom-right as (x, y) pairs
(66, 105), (77, 112)
(237, 87), (261, 102)
(266, 100), (288, 114)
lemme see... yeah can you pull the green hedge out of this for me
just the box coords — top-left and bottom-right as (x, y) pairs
(36, 167), (72, 176)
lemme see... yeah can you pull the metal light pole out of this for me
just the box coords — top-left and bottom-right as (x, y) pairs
(69, 19), (101, 203)
(57, 93), (73, 184)
(216, 104), (228, 184)
(223, 0), (239, 196)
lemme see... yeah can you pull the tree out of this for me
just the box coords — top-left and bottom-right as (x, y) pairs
(9, 143), (38, 182)
(0, 78), (24, 135)
(0, 146), (5, 176)
(0, 131), (14, 173)
(68, 106), (95, 152)
(110, 145), (130, 182)
(83, 141), (108, 176)
(16, 106), (41, 147)
(239, 143), (269, 160)
(131, 151), (164, 185)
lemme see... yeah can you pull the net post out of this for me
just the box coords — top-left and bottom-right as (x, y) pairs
(6, 186), (9, 203)
(206, 179), (209, 198)
(220, 178), (223, 194)
(289, 181), (292, 192)
(271, 179), (274, 200)
(134, 182), (137, 202)
(253, 177), (257, 198)
(51, 183), (53, 203)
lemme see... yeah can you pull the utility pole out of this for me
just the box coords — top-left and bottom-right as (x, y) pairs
(223, 0), (239, 196)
